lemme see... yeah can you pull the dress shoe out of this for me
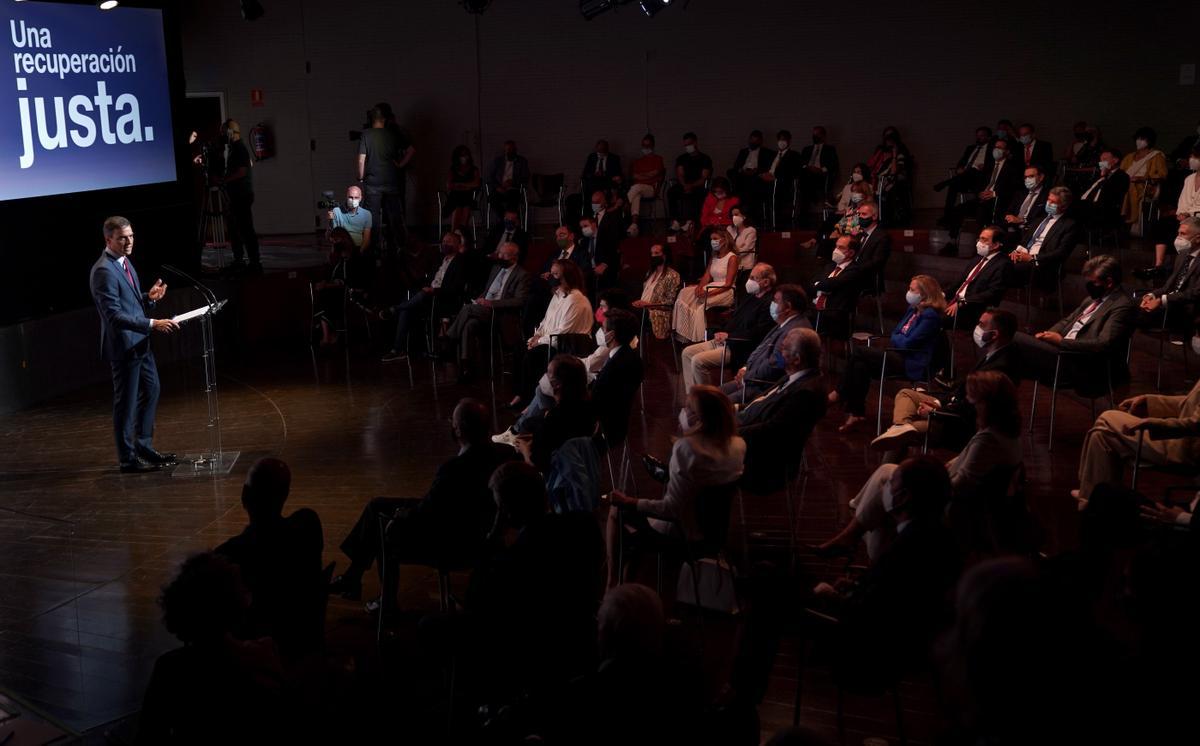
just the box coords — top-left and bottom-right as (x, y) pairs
(328, 574), (362, 600)
(138, 448), (177, 465)
(119, 458), (162, 474)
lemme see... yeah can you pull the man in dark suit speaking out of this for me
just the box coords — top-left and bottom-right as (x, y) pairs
(89, 216), (178, 473)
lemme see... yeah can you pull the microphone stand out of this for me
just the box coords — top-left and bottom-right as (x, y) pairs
(160, 264), (238, 476)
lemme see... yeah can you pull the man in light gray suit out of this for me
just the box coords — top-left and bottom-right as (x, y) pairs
(446, 242), (531, 382)
(719, 284), (811, 403)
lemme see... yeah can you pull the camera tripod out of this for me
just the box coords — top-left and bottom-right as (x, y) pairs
(198, 184), (231, 271)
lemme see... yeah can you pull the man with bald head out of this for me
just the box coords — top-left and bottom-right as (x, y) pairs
(327, 184), (373, 249)
(329, 398), (518, 611)
(444, 241), (531, 382)
(215, 457), (324, 652)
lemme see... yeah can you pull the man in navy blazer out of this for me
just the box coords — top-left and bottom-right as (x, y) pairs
(719, 284), (812, 403)
(89, 216), (178, 473)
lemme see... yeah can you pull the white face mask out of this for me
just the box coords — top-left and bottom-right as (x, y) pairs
(732, 214), (745, 227)
(459, 156), (469, 164)
(905, 290), (922, 307)
(1023, 177), (1038, 189)
(346, 197), (360, 208)
(851, 172), (864, 182)
(976, 240), (991, 257)
(641, 148), (652, 156)
(1136, 139), (1149, 150)
(595, 326), (607, 347)
(1193, 336), (1200, 356)
(710, 239), (722, 250)
(850, 193), (864, 204)
(684, 144), (696, 154)
(831, 249), (848, 265)
(769, 301), (780, 321)
(1176, 236), (1195, 253)
(1018, 134), (1032, 145)
(582, 226), (595, 238)
(777, 140), (789, 150)
(745, 278), (761, 295)
(1190, 157), (1200, 171)
(678, 407), (692, 432)
(973, 325), (992, 348)
(992, 148), (1005, 160)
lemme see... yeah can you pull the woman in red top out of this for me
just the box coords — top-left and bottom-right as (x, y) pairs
(699, 177), (738, 230)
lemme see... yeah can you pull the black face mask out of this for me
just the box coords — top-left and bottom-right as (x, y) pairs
(1075, 132), (1088, 141)
(812, 135), (821, 144)
(1085, 281), (1108, 299)
(649, 256), (664, 268)
(548, 276), (561, 288)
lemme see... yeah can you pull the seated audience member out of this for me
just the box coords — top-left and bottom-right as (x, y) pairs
(1013, 254), (1136, 393)
(761, 129), (805, 227)
(632, 242), (682, 339)
(1007, 186), (1081, 290)
(1136, 217), (1200, 331)
(487, 139), (530, 213)
(947, 137), (1022, 242)
(829, 275), (946, 432)
(627, 134), (666, 236)
(935, 126), (994, 222)
(328, 399), (517, 606)
(730, 129), (772, 219)
(445, 242), (531, 382)
(671, 229), (737, 343)
(811, 456), (961, 682)
(512, 259), (593, 408)
(541, 224), (591, 280)
(606, 385), (746, 585)
(444, 146), (482, 233)
(852, 201), (892, 281)
(326, 184), (372, 249)
(1062, 120), (1089, 165)
(1120, 127), (1168, 234)
(137, 553), (287, 745)
(1073, 316), (1200, 505)
(1079, 150), (1131, 232)
(1177, 144), (1200, 220)
(738, 328), (827, 493)
(999, 165), (1048, 244)
(581, 139), (622, 198)
(808, 235), (865, 340)
(215, 458), (323, 655)
(591, 190), (625, 289)
(463, 461), (605, 707)
(699, 177), (739, 232)
(514, 354), (599, 473)
(499, 305), (642, 446)
(720, 284), (811, 403)
(820, 372), (1020, 559)
(483, 208), (529, 262)
(1016, 122), (1054, 176)
(311, 228), (361, 346)
(870, 127), (915, 225)
(381, 231), (467, 362)
(667, 131), (713, 232)
(797, 125), (839, 212)
(836, 162), (873, 213)
(943, 225), (1012, 330)
(727, 205), (759, 282)
(1169, 120), (1200, 171)
(680, 262), (777, 389)
(873, 308), (1021, 457)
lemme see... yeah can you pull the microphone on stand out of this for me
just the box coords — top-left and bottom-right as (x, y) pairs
(162, 263), (219, 309)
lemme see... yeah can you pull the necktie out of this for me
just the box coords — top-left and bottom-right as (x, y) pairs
(597, 156), (604, 176)
(971, 144), (984, 166)
(1066, 299), (1102, 339)
(1174, 255), (1195, 292)
(1025, 143), (1033, 163)
(986, 161), (1002, 191)
(122, 259), (137, 291)
(1019, 190), (1037, 220)
(487, 268), (508, 300)
(957, 257), (988, 299)
(1029, 217), (1052, 252)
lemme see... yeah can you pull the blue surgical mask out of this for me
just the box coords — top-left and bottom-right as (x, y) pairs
(1044, 202), (1059, 216)
(769, 301), (780, 321)
(591, 202), (602, 214)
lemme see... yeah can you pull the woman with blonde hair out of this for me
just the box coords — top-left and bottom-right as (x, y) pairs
(829, 275), (946, 432)
(606, 385), (746, 585)
(671, 228), (737, 342)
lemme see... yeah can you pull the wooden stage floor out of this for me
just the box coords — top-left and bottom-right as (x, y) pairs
(0, 327), (1191, 741)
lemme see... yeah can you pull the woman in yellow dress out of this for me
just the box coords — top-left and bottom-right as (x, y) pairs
(1119, 126), (1168, 236)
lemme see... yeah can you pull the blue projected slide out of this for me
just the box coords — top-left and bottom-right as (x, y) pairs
(1, 2), (176, 201)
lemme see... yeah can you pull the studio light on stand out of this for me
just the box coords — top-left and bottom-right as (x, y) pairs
(640, 0), (671, 17)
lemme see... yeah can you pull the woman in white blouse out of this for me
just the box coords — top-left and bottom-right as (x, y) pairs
(606, 384), (746, 585)
(511, 259), (593, 408)
(671, 229), (737, 343)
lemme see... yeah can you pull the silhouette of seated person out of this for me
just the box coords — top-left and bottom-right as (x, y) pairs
(136, 552), (289, 745)
(215, 457), (324, 658)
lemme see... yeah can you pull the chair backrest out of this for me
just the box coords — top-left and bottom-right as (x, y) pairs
(531, 173), (565, 205)
(693, 480), (739, 554)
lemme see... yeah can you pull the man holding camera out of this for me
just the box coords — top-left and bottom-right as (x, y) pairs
(326, 185), (372, 249)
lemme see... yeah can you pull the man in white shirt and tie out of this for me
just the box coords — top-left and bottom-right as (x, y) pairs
(1001, 166), (1047, 243)
(943, 226), (1011, 330)
(1007, 187), (1080, 290)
